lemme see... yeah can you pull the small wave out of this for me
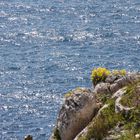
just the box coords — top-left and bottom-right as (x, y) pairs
(8, 17), (18, 21)
(0, 11), (8, 17)
(72, 31), (93, 41)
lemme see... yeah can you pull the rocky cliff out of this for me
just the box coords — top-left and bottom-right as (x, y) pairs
(50, 71), (140, 140)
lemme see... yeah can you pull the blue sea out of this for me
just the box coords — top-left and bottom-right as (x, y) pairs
(0, 0), (140, 139)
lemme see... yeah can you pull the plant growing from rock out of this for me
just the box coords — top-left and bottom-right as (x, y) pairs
(77, 80), (140, 140)
(91, 67), (110, 86)
(112, 69), (126, 76)
(91, 67), (127, 86)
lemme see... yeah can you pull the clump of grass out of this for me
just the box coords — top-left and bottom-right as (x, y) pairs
(123, 107), (140, 135)
(78, 99), (124, 140)
(112, 69), (126, 76)
(95, 92), (111, 104)
(112, 82), (140, 140)
(120, 82), (140, 108)
(78, 95), (140, 140)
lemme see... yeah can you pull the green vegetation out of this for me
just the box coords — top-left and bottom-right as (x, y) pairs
(78, 99), (124, 140)
(112, 69), (126, 76)
(95, 92), (111, 104)
(121, 81), (140, 108)
(91, 67), (126, 86)
(78, 81), (140, 140)
(120, 131), (138, 140)
(120, 82), (140, 138)
(91, 67), (110, 86)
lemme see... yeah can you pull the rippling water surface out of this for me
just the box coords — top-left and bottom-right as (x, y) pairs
(0, 0), (140, 139)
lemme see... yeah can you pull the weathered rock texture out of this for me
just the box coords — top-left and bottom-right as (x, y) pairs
(50, 88), (100, 140)
(113, 88), (134, 113)
(50, 73), (140, 140)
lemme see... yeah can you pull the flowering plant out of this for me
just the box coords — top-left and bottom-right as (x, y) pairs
(91, 67), (110, 86)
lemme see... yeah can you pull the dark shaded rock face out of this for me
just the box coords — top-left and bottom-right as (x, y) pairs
(50, 88), (99, 140)
(50, 73), (140, 140)
(24, 135), (33, 140)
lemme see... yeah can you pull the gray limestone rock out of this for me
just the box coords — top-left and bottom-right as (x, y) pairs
(94, 83), (111, 94)
(50, 88), (99, 140)
(110, 74), (139, 93)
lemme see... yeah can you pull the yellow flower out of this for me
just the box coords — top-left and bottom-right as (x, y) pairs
(91, 67), (110, 86)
